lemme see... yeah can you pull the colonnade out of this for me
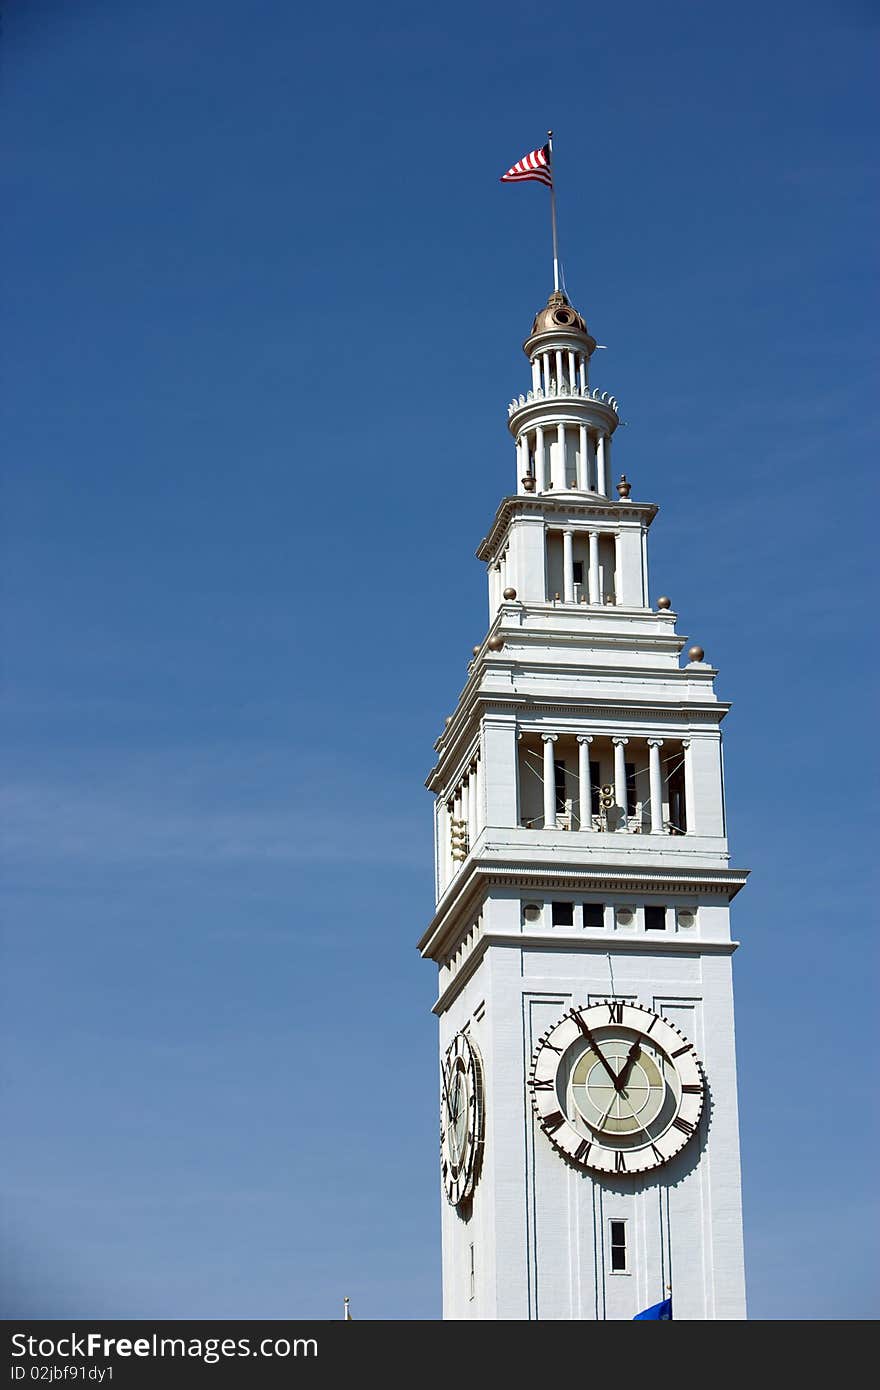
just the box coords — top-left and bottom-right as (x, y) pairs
(530, 347), (589, 396)
(440, 753), (483, 888)
(516, 422), (611, 496)
(537, 733), (681, 834)
(558, 527), (617, 604)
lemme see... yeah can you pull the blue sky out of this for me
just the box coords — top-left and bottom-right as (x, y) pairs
(2, 0), (877, 1320)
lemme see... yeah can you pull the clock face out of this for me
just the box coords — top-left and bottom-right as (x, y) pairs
(528, 1001), (705, 1176)
(440, 1032), (484, 1205)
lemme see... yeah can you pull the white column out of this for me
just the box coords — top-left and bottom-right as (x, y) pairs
(542, 734), (558, 830)
(557, 422), (565, 486)
(596, 433), (607, 496)
(563, 529), (575, 602)
(517, 434), (529, 489)
(568, 350), (576, 392)
(647, 739), (664, 834)
(468, 766), (479, 847)
(605, 432), (612, 481)
(473, 753), (483, 834)
(586, 429), (595, 490)
(577, 735), (593, 830)
(535, 426), (546, 492)
(613, 737), (629, 826)
(588, 531), (601, 605)
(531, 358), (540, 392)
(542, 352), (551, 393)
(682, 739), (693, 835)
(492, 563), (502, 612)
(578, 424), (588, 490)
(437, 798), (448, 894)
(578, 355), (587, 392)
(555, 349), (564, 392)
(613, 532), (622, 605)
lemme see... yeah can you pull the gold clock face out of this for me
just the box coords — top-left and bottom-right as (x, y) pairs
(529, 1001), (705, 1176)
(440, 1032), (484, 1205)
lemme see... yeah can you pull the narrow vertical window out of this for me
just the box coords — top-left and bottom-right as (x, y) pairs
(609, 1220), (627, 1273)
(644, 905), (667, 931)
(469, 1242), (475, 1301)
(554, 759), (567, 813)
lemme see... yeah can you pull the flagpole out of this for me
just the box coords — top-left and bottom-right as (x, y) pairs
(547, 129), (560, 293)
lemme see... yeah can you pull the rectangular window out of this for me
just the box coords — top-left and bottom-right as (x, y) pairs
(609, 1220), (627, 1273)
(551, 901), (574, 927)
(625, 761), (638, 817)
(645, 905), (667, 931)
(589, 759), (600, 817)
(572, 560), (584, 586)
(554, 760), (567, 813)
(583, 903), (604, 929)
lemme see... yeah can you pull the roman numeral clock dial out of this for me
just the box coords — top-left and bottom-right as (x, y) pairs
(440, 1032), (485, 1206)
(528, 1002), (705, 1175)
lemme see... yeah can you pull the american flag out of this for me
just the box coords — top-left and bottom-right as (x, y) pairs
(500, 144), (552, 188)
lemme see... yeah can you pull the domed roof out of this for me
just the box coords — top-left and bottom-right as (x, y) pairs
(524, 291), (596, 353)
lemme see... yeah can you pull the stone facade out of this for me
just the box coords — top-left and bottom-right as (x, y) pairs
(421, 291), (748, 1321)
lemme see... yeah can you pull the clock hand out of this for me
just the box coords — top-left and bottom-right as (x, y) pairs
(593, 1091), (621, 1133)
(578, 1022), (621, 1089)
(613, 1038), (642, 1093)
(440, 1057), (454, 1115)
(614, 1086), (650, 1137)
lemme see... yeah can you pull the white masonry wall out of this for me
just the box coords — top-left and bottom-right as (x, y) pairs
(438, 894), (746, 1320)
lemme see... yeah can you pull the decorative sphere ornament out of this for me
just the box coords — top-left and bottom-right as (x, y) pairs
(487, 634), (505, 652)
(616, 474), (632, 499)
(522, 475), (536, 492)
(688, 645), (705, 663)
(472, 645), (481, 656)
(502, 587), (517, 600)
(657, 596), (672, 610)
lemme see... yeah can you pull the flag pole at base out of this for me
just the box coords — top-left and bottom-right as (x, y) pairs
(548, 129), (560, 294)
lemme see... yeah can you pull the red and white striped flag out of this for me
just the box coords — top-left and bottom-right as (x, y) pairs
(500, 144), (552, 188)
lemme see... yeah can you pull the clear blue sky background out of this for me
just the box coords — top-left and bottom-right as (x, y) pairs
(2, 0), (877, 1321)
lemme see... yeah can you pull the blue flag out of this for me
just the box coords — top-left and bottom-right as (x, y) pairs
(634, 1297), (672, 1320)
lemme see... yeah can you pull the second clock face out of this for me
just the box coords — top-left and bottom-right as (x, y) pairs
(441, 1032), (484, 1206)
(528, 1001), (705, 1176)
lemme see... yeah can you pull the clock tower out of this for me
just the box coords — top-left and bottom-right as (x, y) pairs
(420, 288), (748, 1320)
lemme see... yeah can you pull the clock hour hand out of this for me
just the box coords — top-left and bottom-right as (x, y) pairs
(614, 1038), (642, 1093)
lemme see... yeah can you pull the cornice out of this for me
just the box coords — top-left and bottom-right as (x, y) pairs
(418, 857), (749, 959)
(428, 691), (730, 785)
(506, 395), (618, 438)
(432, 931), (741, 1016)
(477, 495), (658, 563)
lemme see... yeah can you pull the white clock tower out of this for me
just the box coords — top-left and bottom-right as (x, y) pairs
(420, 288), (748, 1320)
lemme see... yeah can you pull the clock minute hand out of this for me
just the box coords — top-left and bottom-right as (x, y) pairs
(579, 1022), (620, 1089)
(440, 1058), (455, 1123)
